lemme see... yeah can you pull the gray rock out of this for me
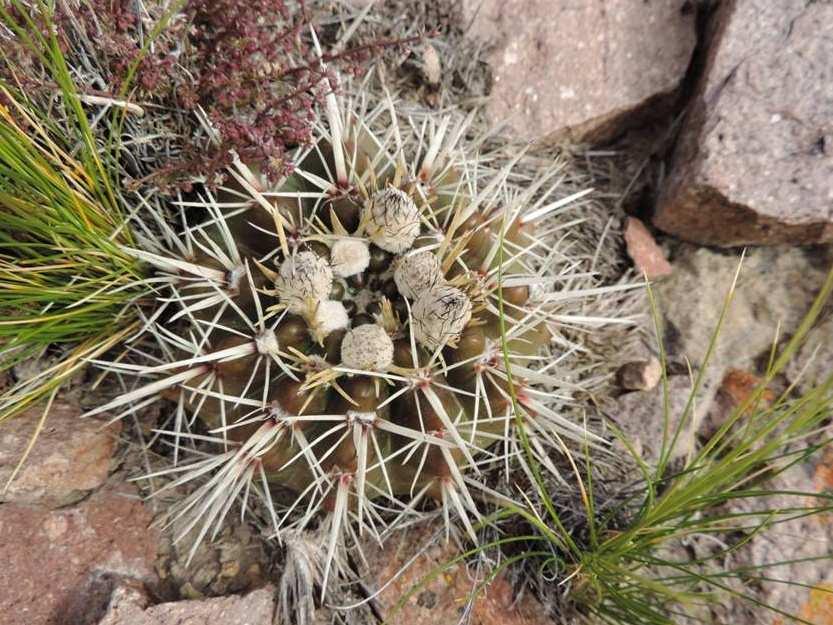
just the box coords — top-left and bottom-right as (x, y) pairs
(711, 460), (833, 623)
(616, 245), (831, 462)
(0, 398), (120, 507)
(97, 585), (276, 625)
(156, 513), (268, 600)
(655, 0), (833, 245)
(656, 245), (831, 381)
(786, 315), (833, 395)
(613, 375), (708, 463)
(463, 0), (696, 144)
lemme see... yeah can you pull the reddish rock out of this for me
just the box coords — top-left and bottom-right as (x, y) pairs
(96, 584), (275, 625)
(794, 585), (833, 625)
(655, 0), (833, 245)
(0, 399), (120, 507)
(717, 369), (775, 410)
(813, 448), (833, 493)
(703, 368), (776, 437)
(464, 0), (696, 144)
(363, 522), (553, 625)
(623, 217), (672, 279)
(0, 484), (159, 625)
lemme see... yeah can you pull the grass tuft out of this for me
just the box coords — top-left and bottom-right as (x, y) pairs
(0, 2), (152, 421)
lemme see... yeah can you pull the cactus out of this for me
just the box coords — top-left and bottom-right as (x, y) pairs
(84, 72), (621, 591)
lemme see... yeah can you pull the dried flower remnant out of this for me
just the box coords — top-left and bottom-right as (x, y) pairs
(364, 187), (422, 253)
(394, 250), (443, 300)
(412, 284), (473, 351)
(275, 251), (333, 314)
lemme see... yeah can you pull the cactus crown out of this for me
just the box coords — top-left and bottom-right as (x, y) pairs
(86, 73), (614, 591)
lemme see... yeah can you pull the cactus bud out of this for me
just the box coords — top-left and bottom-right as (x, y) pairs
(275, 251), (333, 314)
(394, 250), (443, 300)
(313, 300), (350, 338)
(412, 284), (472, 351)
(364, 187), (421, 254)
(340, 324), (394, 371)
(330, 238), (370, 278)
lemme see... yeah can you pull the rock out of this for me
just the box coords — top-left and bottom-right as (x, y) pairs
(794, 586), (833, 625)
(712, 459), (833, 623)
(0, 484), (159, 625)
(464, 0), (696, 144)
(156, 513), (267, 599)
(96, 580), (152, 620)
(363, 522), (553, 625)
(613, 375), (707, 463)
(623, 217), (672, 279)
(786, 315), (833, 395)
(625, 243), (830, 449)
(716, 369), (774, 408)
(616, 357), (662, 391)
(96, 585), (276, 625)
(702, 368), (776, 437)
(0, 398), (120, 507)
(656, 245), (831, 386)
(655, 0), (833, 246)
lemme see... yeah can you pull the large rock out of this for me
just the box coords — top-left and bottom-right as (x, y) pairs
(0, 484), (159, 625)
(614, 245), (831, 456)
(464, 0), (696, 144)
(96, 585), (276, 625)
(655, 0), (833, 245)
(0, 399), (120, 507)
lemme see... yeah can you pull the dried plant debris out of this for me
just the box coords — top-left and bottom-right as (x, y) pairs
(1, 0), (412, 189)
(322, 0), (491, 108)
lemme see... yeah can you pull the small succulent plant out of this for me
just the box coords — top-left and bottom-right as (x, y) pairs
(85, 65), (611, 592)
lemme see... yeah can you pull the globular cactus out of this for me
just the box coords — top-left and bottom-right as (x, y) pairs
(85, 73), (609, 590)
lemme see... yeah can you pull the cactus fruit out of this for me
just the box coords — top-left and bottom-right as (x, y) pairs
(84, 75), (615, 588)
